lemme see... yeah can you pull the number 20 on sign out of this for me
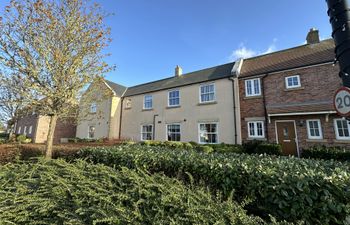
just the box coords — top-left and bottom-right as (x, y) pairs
(334, 87), (350, 117)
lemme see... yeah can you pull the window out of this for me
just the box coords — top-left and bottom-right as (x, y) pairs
(88, 126), (95, 139)
(307, 120), (323, 139)
(199, 123), (218, 144)
(285, 75), (301, 89)
(23, 126), (27, 136)
(168, 90), (180, 107)
(245, 78), (261, 96)
(18, 126), (21, 134)
(29, 126), (33, 135)
(90, 103), (97, 113)
(141, 125), (153, 141)
(334, 119), (350, 140)
(167, 124), (181, 141)
(200, 84), (215, 103)
(144, 95), (153, 109)
(247, 121), (264, 138)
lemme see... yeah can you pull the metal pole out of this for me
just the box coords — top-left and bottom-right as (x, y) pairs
(326, 0), (350, 88)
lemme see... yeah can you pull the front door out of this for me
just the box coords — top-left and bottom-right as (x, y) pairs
(276, 121), (298, 156)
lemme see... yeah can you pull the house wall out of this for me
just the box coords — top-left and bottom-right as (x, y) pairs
(239, 62), (347, 149)
(121, 78), (241, 144)
(15, 114), (39, 140)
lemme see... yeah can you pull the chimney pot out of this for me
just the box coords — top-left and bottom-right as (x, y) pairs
(175, 65), (182, 77)
(306, 28), (320, 44)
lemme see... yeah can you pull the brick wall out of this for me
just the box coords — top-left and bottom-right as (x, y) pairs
(15, 114), (38, 140)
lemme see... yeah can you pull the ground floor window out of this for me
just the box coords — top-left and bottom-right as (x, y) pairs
(167, 124), (181, 141)
(17, 126), (21, 134)
(29, 126), (33, 135)
(334, 119), (350, 140)
(306, 119), (323, 139)
(88, 126), (95, 139)
(248, 121), (264, 138)
(141, 125), (153, 141)
(199, 123), (218, 144)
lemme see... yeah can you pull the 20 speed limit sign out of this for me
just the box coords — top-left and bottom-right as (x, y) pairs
(334, 87), (350, 117)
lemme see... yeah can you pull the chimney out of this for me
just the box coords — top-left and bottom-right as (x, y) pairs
(306, 28), (320, 44)
(175, 65), (182, 77)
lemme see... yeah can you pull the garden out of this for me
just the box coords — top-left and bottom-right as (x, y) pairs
(0, 140), (349, 224)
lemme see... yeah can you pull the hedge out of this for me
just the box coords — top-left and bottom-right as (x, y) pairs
(302, 145), (350, 161)
(0, 159), (267, 224)
(75, 145), (350, 224)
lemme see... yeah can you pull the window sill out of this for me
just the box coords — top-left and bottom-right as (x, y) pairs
(333, 139), (350, 143)
(244, 95), (262, 100)
(197, 101), (217, 106)
(306, 139), (327, 143)
(166, 105), (181, 109)
(247, 137), (266, 141)
(284, 87), (304, 92)
(142, 108), (153, 112)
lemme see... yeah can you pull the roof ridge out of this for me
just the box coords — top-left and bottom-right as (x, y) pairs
(244, 38), (333, 61)
(128, 62), (235, 89)
(104, 79), (127, 88)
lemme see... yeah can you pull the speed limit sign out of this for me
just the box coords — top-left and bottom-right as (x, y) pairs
(334, 87), (350, 117)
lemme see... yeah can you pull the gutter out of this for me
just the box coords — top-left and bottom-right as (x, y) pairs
(229, 77), (238, 144)
(118, 97), (124, 140)
(261, 74), (269, 141)
(153, 114), (159, 140)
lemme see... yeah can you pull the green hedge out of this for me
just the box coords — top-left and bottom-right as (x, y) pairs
(75, 145), (350, 224)
(0, 159), (266, 224)
(302, 146), (350, 161)
(243, 140), (282, 155)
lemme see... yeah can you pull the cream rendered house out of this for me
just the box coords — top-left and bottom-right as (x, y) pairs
(77, 62), (242, 144)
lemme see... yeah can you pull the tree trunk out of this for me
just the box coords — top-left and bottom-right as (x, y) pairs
(45, 115), (58, 159)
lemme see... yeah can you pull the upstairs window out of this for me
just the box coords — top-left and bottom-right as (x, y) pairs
(200, 84), (215, 103)
(245, 78), (261, 97)
(141, 125), (153, 141)
(90, 103), (97, 113)
(125, 99), (132, 109)
(306, 120), (323, 139)
(248, 121), (264, 138)
(88, 126), (95, 139)
(285, 75), (301, 89)
(168, 90), (180, 107)
(334, 119), (350, 140)
(144, 95), (153, 109)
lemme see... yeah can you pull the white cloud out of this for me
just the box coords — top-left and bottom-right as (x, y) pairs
(228, 38), (278, 61)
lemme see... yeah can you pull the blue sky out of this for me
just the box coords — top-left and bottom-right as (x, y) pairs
(0, 1), (332, 87)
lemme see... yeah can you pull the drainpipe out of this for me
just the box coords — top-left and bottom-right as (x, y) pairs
(229, 77), (238, 144)
(118, 97), (124, 140)
(261, 74), (269, 141)
(153, 114), (159, 140)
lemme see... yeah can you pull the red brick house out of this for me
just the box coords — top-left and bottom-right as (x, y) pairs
(15, 114), (76, 144)
(237, 29), (347, 156)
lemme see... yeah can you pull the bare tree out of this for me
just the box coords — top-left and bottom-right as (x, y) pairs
(0, 0), (111, 158)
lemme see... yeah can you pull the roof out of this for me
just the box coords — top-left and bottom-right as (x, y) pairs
(266, 100), (334, 115)
(240, 39), (335, 78)
(123, 62), (235, 97)
(104, 80), (127, 97)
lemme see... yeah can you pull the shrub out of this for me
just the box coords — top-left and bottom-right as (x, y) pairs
(16, 135), (27, 143)
(76, 145), (350, 224)
(302, 145), (350, 161)
(197, 145), (214, 154)
(255, 143), (282, 155)
(242, 140), (265, 154)
(0, 159), (265, 224)
(209, 143), (243, 154)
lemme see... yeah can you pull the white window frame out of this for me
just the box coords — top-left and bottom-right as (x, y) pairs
(306, 119), (323, 140)
(90, 103), (97, 113)
(141, 124), (153, 141)
(247, 121), (265, 138)
(198, 123), (219, 144)
(199, 83), (216, 103)
(29, 126), (33, 135)
(143, 95), (153, 109)
(23, 126), (27, 136)
(334, 119), (350, 140)
(285, 75), (301, 89)
(125, 98), (132, 109)
(166, 124), (181, 141)
(168, 90), (180, 107)
(245, 78), (261, 97)
(88, 125), (95, 139)
(18, 126), (21, 134)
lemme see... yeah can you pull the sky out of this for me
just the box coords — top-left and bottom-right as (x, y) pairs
(0, 0), (333, 87)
